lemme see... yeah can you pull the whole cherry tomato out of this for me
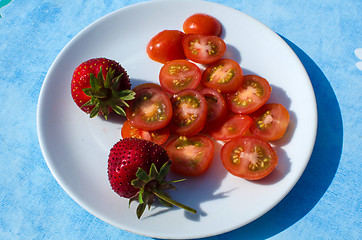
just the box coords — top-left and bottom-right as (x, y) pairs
(146, 30), (186, 64)
(183, 13), (222, 36)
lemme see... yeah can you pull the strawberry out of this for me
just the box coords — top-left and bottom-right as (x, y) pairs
(71, 58), (135, 119)
(108, 138), (196, 218)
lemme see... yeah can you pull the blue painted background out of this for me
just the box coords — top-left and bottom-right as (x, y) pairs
(0, 0), (361, 239)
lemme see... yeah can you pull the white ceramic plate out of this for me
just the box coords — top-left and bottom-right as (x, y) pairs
(37, 0), (317, 239)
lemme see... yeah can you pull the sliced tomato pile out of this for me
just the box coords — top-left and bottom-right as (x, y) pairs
(122, 13), (290, 179)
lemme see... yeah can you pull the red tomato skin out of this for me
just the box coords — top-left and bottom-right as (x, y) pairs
(170, 89), (208, 136)
(159, 59), (201, 94)
(199, 88), (228, 131)
(121, 120), (170, 145)
(166, 135), (214, 176)
(220, 136), (278, 180)
(226, 75), (271, 114)
(210, 114), (252, 141)
(126, 87), (173, 131)
(249, 103), (290, 141)
(182, 34), (226, 64)
(146, 30), (186, 64)
(183, 13), (222, 36)
(201, 59), (244, 93)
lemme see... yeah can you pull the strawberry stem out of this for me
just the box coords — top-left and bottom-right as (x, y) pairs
(153, 190), (197, 214)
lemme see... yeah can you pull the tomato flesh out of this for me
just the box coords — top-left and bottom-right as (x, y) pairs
(182, 34), (226, 64)
(166, 135), (214, 176)
(201, 59), (243, 93)
(249, 103), (290, 141)
(121, 120), (170, 145)
(199, 88), (227, 131)
(210, 115), (252, 141)
(170, 89), (207, 136)
(146, 30), (186, 63)
(159, 59), (201, 94)
(226, 75), (271, 114)
(183, 13), (222, 36)
(221, 136), (278, 180)
(126, 87), (172, 131)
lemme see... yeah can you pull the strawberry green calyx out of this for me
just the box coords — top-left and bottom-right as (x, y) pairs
(129, 161), (197, 219)
(81, 67), (135, 119)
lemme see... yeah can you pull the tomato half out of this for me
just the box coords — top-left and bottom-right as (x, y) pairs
(199, 88), (227, 131)
(126, 87), (172, 131)
(159, 59), (201, 94)
(182, 34), (226, 64)
(132, 83), (164, 92)
(249, 103), (290, 141)
(226, 75), (271, 114)
(146, 30), (186, 64)
(220, 136), (278, 180)
(170, 89), (207, 136)
(183, 13), (222, 36)
(201, 59), (243, 93)
(121, 120), (170, 145)
(210, 114), (252, 141)
(166, 135), (214, 176)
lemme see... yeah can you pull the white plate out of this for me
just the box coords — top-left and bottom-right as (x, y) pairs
(37, 0), (317, 239)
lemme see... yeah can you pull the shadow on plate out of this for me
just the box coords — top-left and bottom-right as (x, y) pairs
(216, 35), (343, 239)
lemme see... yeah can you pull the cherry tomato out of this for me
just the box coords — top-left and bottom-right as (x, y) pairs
(226, 75), (271, 114)
(201, 59), (243, 93)
(146, 30), (186, 64)
(166, 135), (214, 176)
(126, 87), (172, 131)
(132, 83), (164, 92)
(183, 13), (222, 36)
(182, 34), (226, 64)
(170, 89), (207, 136)
(220, 136), (278, 180)
(249, 103), (290, 141)
(210, 114), (252, 141)
(121, 120), (170, 145)
(199, 88), (227, 131)
(159, 59), (201, 94)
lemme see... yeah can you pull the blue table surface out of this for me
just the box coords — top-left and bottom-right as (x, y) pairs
(1, 0), (361, 239)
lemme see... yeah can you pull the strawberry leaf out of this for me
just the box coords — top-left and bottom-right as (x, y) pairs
(97, 67), (105, 88)
(113, 90), (136, 100)
(149, 163), (158, 180)
(136, 168), (150, 183)
(90, 102), (101, 118)
(111, 73), (124, 91)
(89, 73), (100, 91)
(157, 161), (171, 182)
(136, 203), (146, 219)
(105, 68), (114, 89)
(110, 104), (126, 116)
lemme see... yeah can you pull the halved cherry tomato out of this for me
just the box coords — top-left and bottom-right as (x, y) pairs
(159, 59), (201, 94)
(220, 136), (278, 180)
(121, 120), (170, 145)
(183, 13), (222, 36)
(210, 114), (252, 141)
(249, 103), (290, 141)
(170, 89), (207, 136)
(126, 87), (172, 131)
(226, 75), (271, 114)
(166, 135), (214, 176)
(199, 88), (227, 131)
(146, 30), (186, 64)
(182, 34), (226, 64)
(201, 59), (243, 93)
(132, 83), (164, 92)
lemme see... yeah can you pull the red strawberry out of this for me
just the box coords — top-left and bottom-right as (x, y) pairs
(71, 58), (135, 119)
(108, 138), (196, 218)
